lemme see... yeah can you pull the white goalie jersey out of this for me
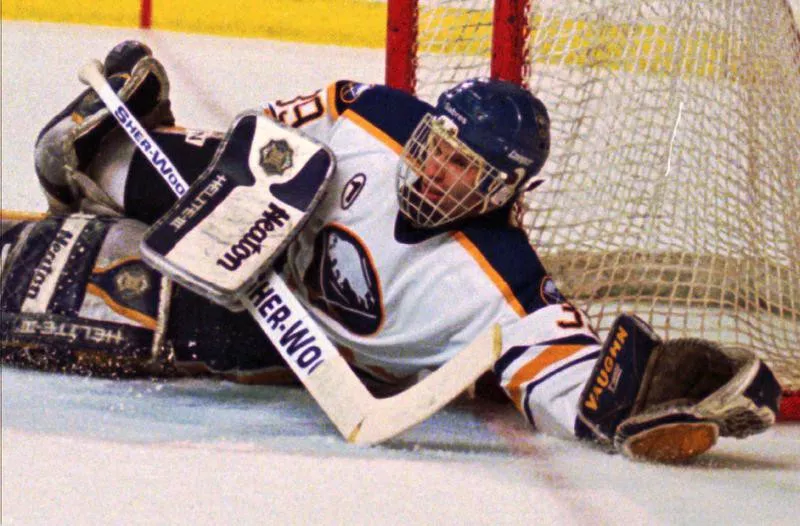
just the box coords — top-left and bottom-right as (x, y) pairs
(263, 82), (602, 437)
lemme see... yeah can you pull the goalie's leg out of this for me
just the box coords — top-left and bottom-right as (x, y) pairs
(1, 210), (293, 382)
(35, 40), (225, 223)
(576, 314), (780, 463)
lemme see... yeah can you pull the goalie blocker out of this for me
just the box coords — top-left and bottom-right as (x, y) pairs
(141, 111), (335, 310)
(576, 314), (781, 462)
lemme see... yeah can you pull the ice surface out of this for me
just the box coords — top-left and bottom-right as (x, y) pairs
(2, 20), (799, 526)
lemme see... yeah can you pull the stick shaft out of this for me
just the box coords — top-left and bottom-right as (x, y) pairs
(78, 60), (189, 196)
(78, 59), (365, 437)
(77, 59), (499, 445)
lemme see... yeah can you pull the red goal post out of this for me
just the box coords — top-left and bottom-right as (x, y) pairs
(385, 0), (800, 420)
(386, 0), (530, 90)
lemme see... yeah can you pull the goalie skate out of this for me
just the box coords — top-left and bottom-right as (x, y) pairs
(141, 111), (335, 310)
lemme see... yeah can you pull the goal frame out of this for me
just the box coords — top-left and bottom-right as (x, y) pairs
(384, 0), (800, 420)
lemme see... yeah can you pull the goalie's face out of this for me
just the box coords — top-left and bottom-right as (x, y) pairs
(397, 115), (513, 228)
(419, 135), (483, 211)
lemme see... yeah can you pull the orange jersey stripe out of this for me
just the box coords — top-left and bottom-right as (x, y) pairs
(506, 344), (586, 410)
(262, 106), (277, 120)
(452, 231), (526, 317)
(326, 82), (340, 120)
(342, 109), (404, 154)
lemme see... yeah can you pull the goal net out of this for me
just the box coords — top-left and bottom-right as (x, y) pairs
(386, 0), (800, 418)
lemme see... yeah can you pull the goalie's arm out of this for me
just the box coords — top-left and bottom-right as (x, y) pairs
(491, 304), (780, 462)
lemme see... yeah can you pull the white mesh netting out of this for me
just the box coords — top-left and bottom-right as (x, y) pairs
(410, 0), (800, 391)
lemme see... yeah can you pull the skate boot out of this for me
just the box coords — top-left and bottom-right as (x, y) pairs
(34, 41), (174, 214)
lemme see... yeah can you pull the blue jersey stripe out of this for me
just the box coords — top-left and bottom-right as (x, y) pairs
(494, 344), (528, 376)
(459, 217), (553, 316)
(538, 334), (600, 347)
(495, 334), (599, 377)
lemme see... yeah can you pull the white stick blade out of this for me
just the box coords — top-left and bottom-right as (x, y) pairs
(349, 325), (502, 445)
(300, 354), (375, 440)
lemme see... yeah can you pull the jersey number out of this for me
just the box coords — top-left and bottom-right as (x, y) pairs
(271, 91), (325, 128)
(557, 303), (585, 329)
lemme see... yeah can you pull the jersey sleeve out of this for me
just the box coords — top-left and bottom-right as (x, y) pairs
(261, 80), (374, 142)
(454, 218), (602, 439)
(495, 303), (602, 438)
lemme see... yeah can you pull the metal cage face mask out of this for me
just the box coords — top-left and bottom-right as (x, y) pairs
(396, 114), (517, 228)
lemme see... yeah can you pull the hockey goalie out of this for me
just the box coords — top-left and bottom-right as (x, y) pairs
(0, 41), (781, 462)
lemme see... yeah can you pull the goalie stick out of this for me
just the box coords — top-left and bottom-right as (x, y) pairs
(78, 59), (502, 445)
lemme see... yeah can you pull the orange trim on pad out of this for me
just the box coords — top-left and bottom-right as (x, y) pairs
(88, 257), (159, 330)
(92, 256), (141, 273)
(85, 283), (158, 330)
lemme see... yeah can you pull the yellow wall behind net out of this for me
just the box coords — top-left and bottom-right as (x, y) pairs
(2, 0), (141, 27)
(1, 0), (387, 48)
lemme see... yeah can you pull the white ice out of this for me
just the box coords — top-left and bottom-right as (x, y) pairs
(2, 20), (799, 526)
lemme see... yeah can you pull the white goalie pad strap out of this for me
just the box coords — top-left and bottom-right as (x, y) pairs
(141, 111), (335, 310)
(150, 276), (174, 366)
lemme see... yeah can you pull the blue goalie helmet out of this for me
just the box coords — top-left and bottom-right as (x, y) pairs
(397, 78), (550, 228)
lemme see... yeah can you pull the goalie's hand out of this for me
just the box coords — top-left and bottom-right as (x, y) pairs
(576, 315), (781, 463)
(140, 110), (335, 311)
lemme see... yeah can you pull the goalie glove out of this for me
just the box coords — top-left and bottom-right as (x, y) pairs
(35, 40), (173, 215)
(575, 314), (781, 463)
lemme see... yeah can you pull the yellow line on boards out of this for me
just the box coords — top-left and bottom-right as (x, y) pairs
(2, 0), (142, 27)
(1, 0), (388, 49)
(3, 2), (766, 79)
